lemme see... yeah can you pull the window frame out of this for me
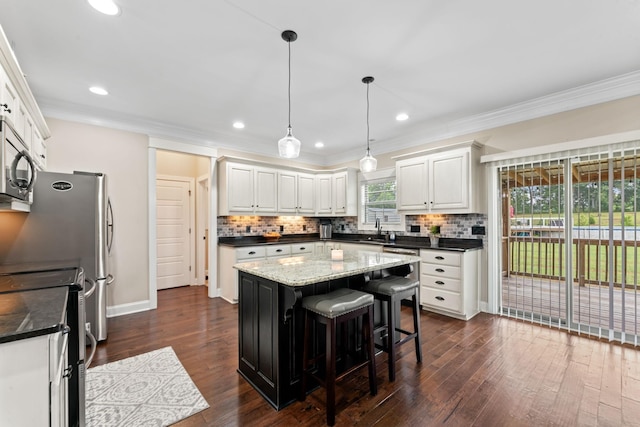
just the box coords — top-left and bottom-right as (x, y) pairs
(358, 168), (405, 232)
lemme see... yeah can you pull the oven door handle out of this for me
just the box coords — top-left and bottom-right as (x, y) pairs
(84, 278), (97, 298)
(85, 329), (97, 368)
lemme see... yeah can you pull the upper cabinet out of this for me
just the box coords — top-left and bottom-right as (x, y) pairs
(218, 158), (356, 217)
(0, 25), (50, 169)
(396, 142), (484, 214)
(277, 171), (315, 214)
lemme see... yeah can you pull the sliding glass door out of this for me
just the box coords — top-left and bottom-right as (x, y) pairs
(499, 146), (640, 345)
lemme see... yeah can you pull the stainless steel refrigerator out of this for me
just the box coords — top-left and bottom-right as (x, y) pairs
(0, 171), (114, 341)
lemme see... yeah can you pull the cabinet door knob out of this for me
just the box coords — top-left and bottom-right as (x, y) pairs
(435, 296), (445, 301)
(436, 268), (445, 273)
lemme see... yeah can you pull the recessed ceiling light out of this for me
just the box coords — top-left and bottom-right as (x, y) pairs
(233, 121), (245, 129)
(396, 113), (409, 121)
(315, 142), (324, 149)
(89, 86), (108, 96)
(88, 0), (120, 16)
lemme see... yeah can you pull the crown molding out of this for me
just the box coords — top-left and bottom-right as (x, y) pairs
(325, 70), (640, 165)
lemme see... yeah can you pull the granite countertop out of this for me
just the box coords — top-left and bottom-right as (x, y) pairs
(234, 250), (421, 287)
(0, 287), (68, 344)
(219, 233), (483, 252)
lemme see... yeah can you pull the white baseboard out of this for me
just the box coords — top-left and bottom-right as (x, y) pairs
(106, 300), (153, 318)
(479, 301), (489, 313)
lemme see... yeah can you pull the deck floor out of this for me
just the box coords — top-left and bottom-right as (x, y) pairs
(502, 274), (640, 339)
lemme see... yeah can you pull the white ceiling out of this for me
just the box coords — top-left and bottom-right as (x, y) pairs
(1, 0), (640, 165)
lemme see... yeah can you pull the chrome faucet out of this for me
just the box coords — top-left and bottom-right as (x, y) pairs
(375, 218), (382, 236)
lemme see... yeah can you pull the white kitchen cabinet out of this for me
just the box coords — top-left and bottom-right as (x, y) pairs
(0, 331), (67, 427)
(419, 249), (479, 320)
(396, 157), (428, 211)
(266, 244), (292, 258)
(291, 242), (314, 256)
(277, 171), (315, 214)
(316, 174), (333, 214)
(254, 167), (278, 213)
(338, 242), (384, 253)
(396, 143), (484, 214)
(219, 162), (277, 214)
(331, 170), (357, 216)
(32, 127), (47, 170)
(0, 66), (19, 128)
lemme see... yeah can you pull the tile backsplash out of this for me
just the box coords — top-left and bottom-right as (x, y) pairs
(218, 213), (487, 246)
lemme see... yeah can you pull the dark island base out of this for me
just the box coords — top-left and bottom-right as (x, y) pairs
(237, 271), (371, 410)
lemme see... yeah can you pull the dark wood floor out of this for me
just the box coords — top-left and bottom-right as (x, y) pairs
(92, 286), (640, 426)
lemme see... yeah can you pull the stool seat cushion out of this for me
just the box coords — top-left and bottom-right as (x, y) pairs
(302, 288), (374, 318)
(363, 276), (419, 295)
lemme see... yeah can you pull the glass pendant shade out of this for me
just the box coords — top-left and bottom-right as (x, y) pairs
(278, 126), (301, 158)
(359, 149), (377, 173)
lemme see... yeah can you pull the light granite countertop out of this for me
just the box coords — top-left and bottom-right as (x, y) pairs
(233, 250), (421, 287)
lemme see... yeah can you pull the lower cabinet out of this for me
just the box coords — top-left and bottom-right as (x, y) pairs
(0, 331), (67, 427)
(419, 249), (480, 320)
(219, 243), (317, 303)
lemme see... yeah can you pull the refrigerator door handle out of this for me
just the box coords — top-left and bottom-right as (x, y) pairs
(84, 278), (97, 298)
(106, 274), (115, 285)
(107, 198), (114, 253)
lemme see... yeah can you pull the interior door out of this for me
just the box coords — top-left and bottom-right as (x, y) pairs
(156, 178), (191, 290)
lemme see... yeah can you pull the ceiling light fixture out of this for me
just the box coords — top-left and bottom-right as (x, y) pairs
(89, 86), (108, 96)
(359, 76), (377, 173)
(278, 30), (301, 159)
(88, 0), (120, 16)
(233, 121), (245, 129)
(315, 142), (324, 149)
(396, 112), (409, 121)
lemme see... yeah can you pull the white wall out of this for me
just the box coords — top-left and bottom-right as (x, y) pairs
(45, 118), (149, 310)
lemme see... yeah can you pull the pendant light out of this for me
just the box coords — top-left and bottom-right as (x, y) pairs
(359, 76), (377, 172)
(278, 30), (301, 158)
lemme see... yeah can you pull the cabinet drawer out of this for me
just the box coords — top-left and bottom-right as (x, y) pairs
(421, 263), (461, 279)
(266, 245), (291, 257)
(421, 287), (462, 313)
(236, 246), (266, 260)
(291, 244), (313, 255)
(420, 250), (461, 266)
(421, 274), (461, 293)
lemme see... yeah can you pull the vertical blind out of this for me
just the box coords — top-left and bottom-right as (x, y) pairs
(498, 143), (639, 346)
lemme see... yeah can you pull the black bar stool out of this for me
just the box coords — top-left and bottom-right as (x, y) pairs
(363, 264), (422, 382)
(299, 288), (377, 426)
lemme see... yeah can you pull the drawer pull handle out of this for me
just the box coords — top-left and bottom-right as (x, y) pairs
(276, 249), (283, 252)
(435, 296), (445, 301)
(300, 247), (306, 250)
(435, 280), (445, 285)
(248, 251), (256, 255)
(436, 268), (445, 273)
(435, 256), (444, 260)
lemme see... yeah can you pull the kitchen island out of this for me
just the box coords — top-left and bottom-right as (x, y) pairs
(233, 250), (420, 410)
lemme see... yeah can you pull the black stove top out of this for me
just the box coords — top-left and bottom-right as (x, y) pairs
(0, 263), (79, 294)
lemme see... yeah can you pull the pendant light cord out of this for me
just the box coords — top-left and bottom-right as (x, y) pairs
(287, 40), (292, 129)
(366, 81), (370, 152)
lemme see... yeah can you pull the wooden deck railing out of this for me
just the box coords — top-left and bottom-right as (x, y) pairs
(509, 236), (639, 287)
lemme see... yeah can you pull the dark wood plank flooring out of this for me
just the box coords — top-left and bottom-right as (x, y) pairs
(92, 286), (640, 426)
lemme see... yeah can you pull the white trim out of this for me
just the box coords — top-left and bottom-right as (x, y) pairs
(485, 165), (501, 314)
(196, 173), (209, 286)
(481, 129), (640, 164)
(357, 167), (406, 233)
(148, 138), (219, 308)
(147, 148), (158, 310)
(107, 299), (153, 318)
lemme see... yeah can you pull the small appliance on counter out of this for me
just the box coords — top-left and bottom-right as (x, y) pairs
(319, 220), (332, 240)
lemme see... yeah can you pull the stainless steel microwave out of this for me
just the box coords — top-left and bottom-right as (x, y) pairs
(0, 118), (36, 203)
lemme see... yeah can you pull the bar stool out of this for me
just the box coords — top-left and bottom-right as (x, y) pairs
(299, 288), (377, 426)
(363, 264), (422, 382)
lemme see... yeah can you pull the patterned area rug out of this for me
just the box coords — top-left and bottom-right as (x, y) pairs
(86, 347), (209, 426)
